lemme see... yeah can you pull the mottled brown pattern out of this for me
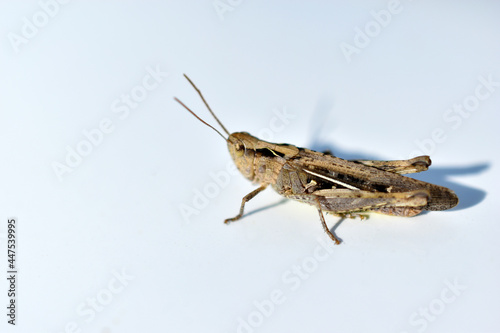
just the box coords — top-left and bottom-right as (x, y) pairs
(177, 75), (458, 244)
(225, 132), (458, 244)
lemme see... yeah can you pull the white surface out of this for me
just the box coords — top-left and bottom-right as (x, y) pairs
(1, 1), (499, 332)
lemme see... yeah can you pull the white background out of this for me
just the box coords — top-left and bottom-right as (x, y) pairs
(1, 1), (499, 332)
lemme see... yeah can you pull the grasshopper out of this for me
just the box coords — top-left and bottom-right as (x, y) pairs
(175, 75), (459, 244)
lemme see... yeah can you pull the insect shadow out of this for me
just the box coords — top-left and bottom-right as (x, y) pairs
(242, 198), (289, 219)
(308, 96), (488, 213)
(232, 97), (486, 242)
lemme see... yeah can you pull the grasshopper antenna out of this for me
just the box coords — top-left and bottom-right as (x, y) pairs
(174, 97), (228, 142)
(181, 74), (230, 136)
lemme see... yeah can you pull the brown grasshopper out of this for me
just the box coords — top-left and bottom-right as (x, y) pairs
(175, 74), (459, 244)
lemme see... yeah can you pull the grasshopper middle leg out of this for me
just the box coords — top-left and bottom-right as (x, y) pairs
(315, 197), (342, 245)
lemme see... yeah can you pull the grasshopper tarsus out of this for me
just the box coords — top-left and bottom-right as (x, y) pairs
(224, 185), (268, 224)
(332, 212), (369, 220)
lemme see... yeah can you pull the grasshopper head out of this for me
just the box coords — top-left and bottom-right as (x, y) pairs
(228, 132), (261, 182)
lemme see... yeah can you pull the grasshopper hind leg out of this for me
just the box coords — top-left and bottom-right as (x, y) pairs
(368, 206), (424, 217)
(350, 156), (431, 174)
(288, 189), (429, 243)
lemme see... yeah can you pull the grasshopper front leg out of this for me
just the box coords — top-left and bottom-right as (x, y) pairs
(224, 185), (268, 223)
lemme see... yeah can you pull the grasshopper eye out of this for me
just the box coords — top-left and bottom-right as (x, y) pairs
(234, 143), (245, 157)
